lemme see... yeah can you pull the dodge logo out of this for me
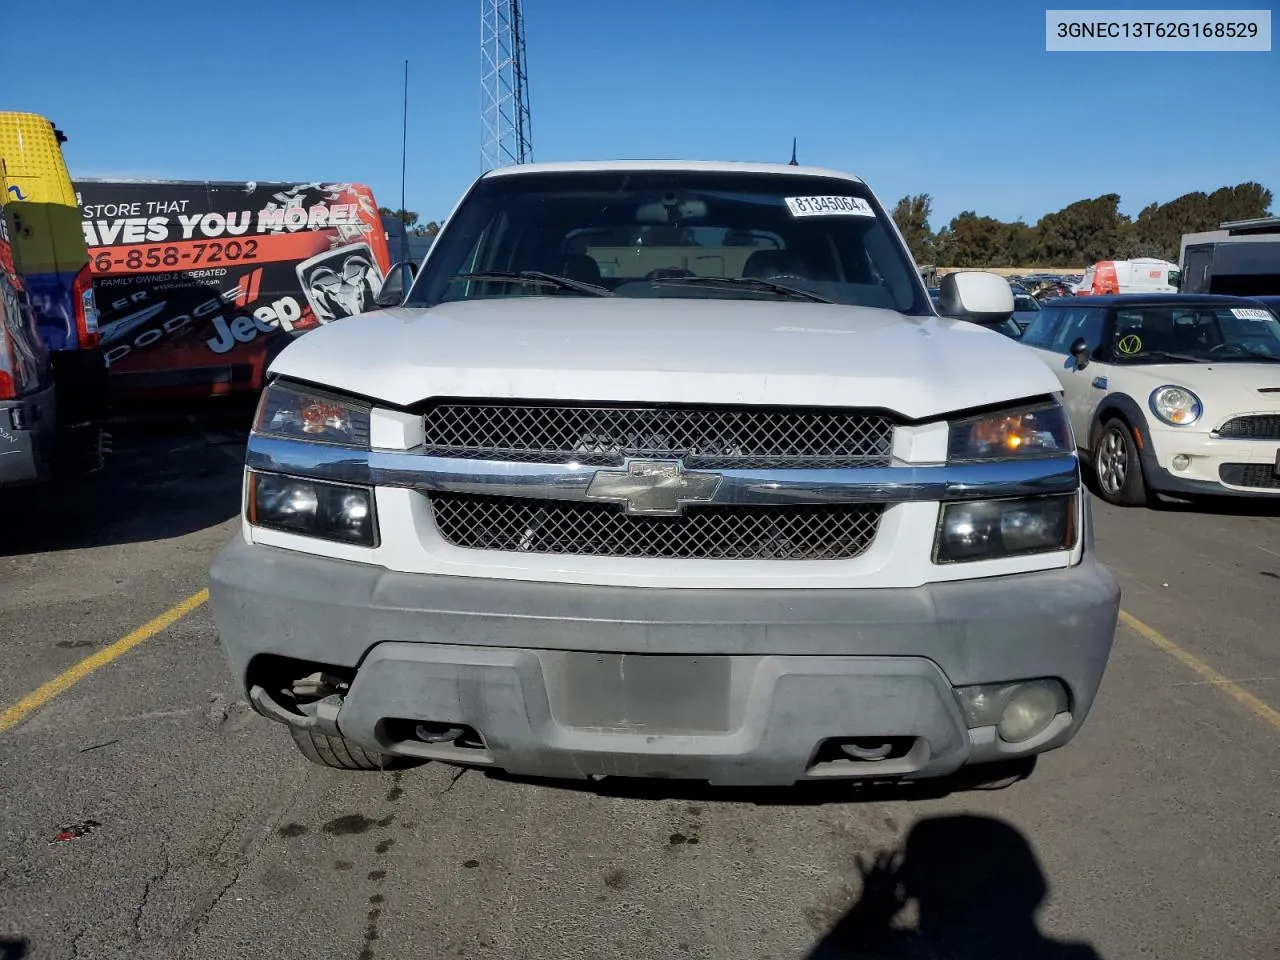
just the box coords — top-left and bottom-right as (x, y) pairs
(585, 460), (721, 516)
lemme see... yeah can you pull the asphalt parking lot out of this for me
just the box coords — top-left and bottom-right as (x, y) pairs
(1, 417), (1277, 960)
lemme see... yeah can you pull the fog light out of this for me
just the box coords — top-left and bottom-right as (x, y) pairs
(1171, 454), (1191, 471)
(9, 407), (27, 430)
(956, 679), (1069, 743)
(248, 470), (378, 546)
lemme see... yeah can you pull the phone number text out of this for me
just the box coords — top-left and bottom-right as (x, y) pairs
(90, 239), (260, 274)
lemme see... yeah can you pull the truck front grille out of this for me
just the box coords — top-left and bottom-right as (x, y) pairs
(1215, 415), (1280, 440)
(428, 494), (883, 560)
(420, 402), (895, 468)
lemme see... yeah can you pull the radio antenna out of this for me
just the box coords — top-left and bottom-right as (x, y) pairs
(399, 59), (410, 263)
(789, 137), (798, 165)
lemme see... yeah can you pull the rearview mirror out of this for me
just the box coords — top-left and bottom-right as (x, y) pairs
(1069, 336), (1091, 370)
(373, 261), (417, 309)
(939, 271), (1014, 321)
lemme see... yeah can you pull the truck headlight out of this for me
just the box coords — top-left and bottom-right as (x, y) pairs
(1149, 385), (1202, 426)
(948, 402), (1072, 461)
(248, 470), (378, 546)
(253, 379), (371, 448)
(934, 494), (1076, 563)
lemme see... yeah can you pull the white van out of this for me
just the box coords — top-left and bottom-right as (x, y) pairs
(1075, 258), (1180, 296)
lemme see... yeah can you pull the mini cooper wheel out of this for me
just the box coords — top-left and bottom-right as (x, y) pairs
(1093, 418), (1150, 506)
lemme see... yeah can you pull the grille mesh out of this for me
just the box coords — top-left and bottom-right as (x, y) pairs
(1216, 415), (1280, 441)
(420, 402), (895, 468)
(1219, 463), (1280, 489)
(429, 494), (883, 560)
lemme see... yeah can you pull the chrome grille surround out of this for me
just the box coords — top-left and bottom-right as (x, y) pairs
(245, 422), (1082, 561)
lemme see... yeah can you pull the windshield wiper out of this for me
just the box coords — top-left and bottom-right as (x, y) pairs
(1123, 350), (1209, 364)
(450, 270), (614, 297)
(649, 275), (835, 303)
(1212, 352), (1280, 363)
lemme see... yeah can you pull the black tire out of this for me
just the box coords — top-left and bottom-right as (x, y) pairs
(1092, 417), (1150, 507)
(288, 726), (409, 771)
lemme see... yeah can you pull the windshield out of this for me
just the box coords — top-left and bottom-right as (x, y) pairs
(406, 170), (929, 314)
(1112, 303), (1280, 362)
(1013, 295), (1040, 312)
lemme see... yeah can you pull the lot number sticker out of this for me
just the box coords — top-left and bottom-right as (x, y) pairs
(1231, 308), (1272, 320)
(785, 196), (875, 218)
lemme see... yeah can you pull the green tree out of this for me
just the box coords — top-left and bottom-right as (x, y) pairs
(892, 194), (934, 263)
(1037, 194), (1128, 265)
(1134, 183), (1273, 260)
(932, 227), (956, 267)
(1004, 220), (1039, 266)
(378, 206), (420, 228)
(1207, 181), (1272, 224)
(947, 211), (1008, 267)
(378, 207), (440, 239)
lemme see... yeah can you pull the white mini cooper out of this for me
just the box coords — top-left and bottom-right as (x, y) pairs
(1019, 293), (1280, 505)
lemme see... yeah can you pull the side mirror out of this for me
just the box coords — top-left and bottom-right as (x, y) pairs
(372, 261), (417, 309)
(1069, 336), (1091, 370)
(939, 271), (1015, 322)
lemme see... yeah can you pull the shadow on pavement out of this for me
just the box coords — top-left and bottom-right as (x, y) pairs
(1084, 470), (1280, 517)
(1151, 493), (1280, 517)
(481, 758), (1036, 807)
(806, 814), (1102, 960)
(0, 936), (28, 960)
(0, 400), (252, 556)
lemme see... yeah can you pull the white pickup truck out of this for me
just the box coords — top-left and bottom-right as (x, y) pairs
(210, 161), (1120, 788)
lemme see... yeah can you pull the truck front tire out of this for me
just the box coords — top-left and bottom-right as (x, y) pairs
(288, 727), (411, 771)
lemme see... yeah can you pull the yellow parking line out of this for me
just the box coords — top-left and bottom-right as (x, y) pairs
(0, 589), (209, 734)
(1120, 610), (1280, 731)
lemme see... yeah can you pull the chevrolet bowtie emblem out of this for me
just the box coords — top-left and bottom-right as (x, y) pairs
(585, 460), (721, 515)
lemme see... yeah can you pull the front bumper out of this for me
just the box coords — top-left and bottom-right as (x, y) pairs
(1144, 426), (1280, 497)
(210, 536), (1120, 786)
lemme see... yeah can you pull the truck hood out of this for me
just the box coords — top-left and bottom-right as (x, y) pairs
(270, 297), (1060, 419)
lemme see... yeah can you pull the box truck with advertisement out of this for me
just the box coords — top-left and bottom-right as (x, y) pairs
(0, 111), (108, 490)
(76, 180), (394, 401)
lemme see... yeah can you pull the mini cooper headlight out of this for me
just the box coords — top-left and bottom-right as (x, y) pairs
(1149, 385), (1202, 426)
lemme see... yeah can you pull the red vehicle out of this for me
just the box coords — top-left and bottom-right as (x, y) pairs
(76, 180), (394, 400)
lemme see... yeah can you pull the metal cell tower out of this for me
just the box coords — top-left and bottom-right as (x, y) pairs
(480, 0), (533, 172)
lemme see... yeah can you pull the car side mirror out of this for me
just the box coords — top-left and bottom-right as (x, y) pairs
(372, 261), (417, 309)
(939, 271), (1015, 322)
(1069, 336), (1091, 370)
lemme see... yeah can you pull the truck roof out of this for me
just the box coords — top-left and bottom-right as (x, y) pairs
(480, 159), (865, 183)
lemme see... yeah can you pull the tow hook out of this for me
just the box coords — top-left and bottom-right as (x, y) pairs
(296, 694), (344, 737)
(248, 671), (348, 737)
(414, 722), (466, 744)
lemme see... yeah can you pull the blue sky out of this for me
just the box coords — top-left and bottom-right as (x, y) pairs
(4, 1), (1276, 229)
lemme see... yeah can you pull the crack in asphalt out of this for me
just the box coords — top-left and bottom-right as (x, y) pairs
(131, 851), (172, 943)
(186, 860), (247, 947)
(441, 767), (468, 794)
